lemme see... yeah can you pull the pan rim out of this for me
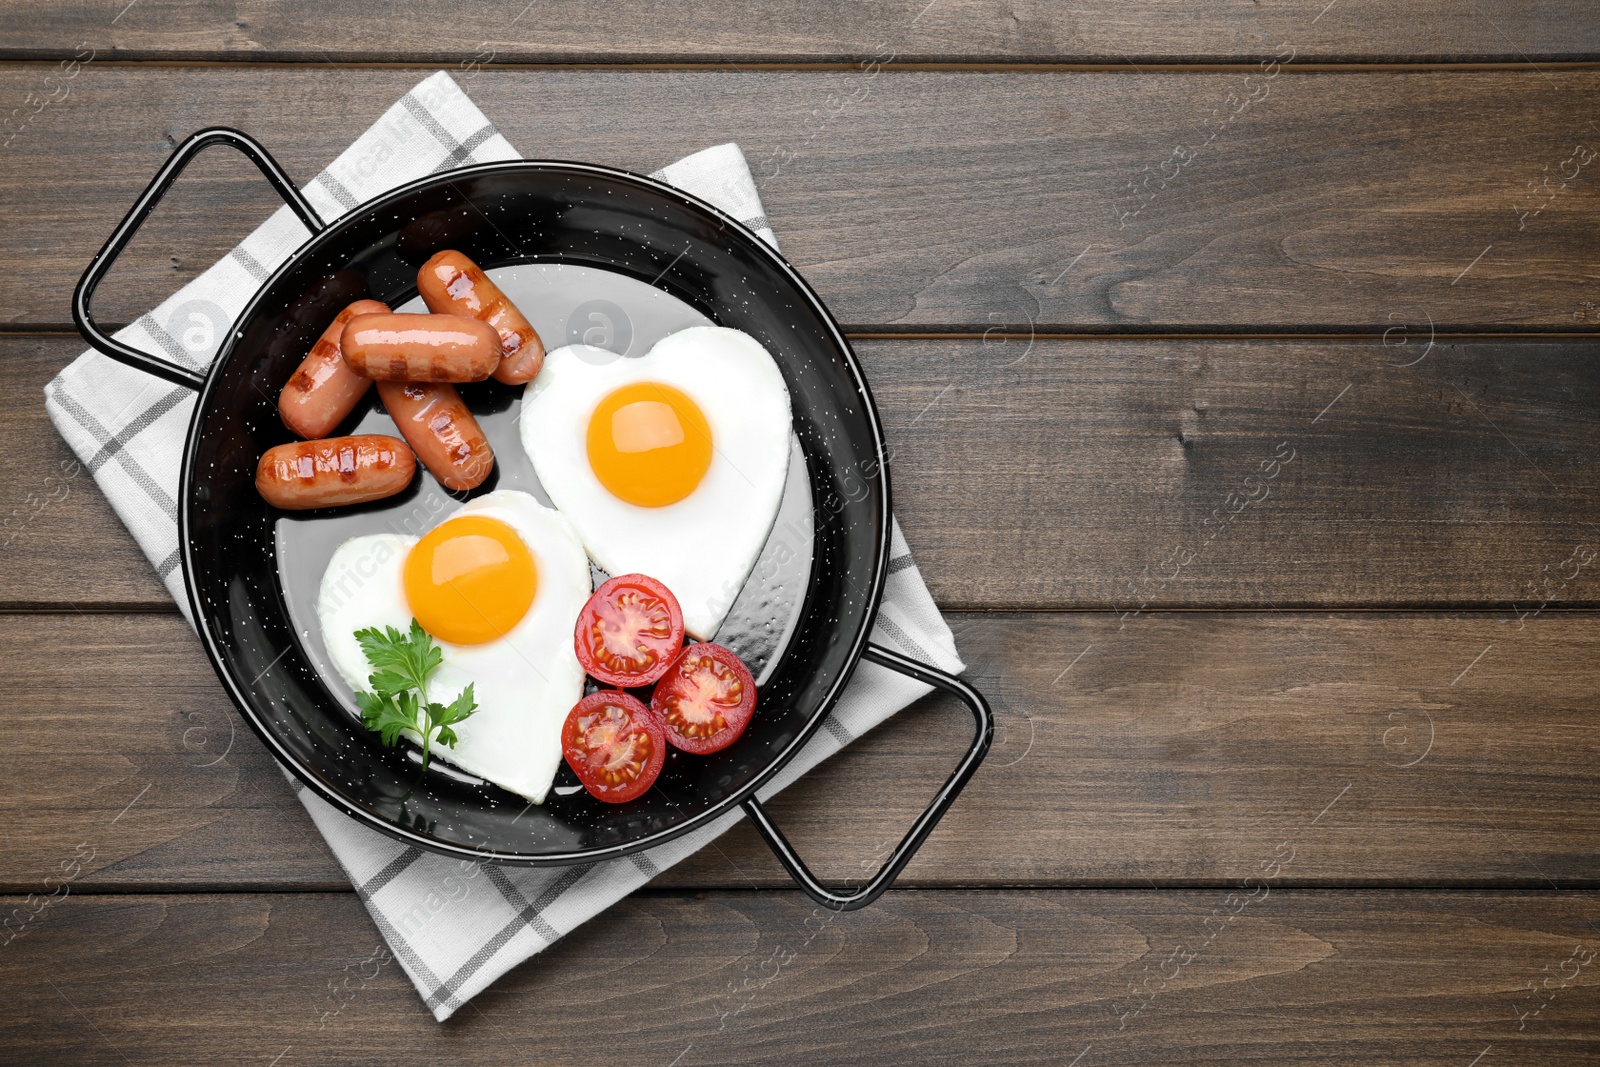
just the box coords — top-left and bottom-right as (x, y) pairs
(178, 159), (893, 865)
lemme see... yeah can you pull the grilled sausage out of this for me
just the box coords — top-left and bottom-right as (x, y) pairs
(255, 434), (416, 510)
(376, 380), (494, 491)
(417, 250), (545, 384)
(341, 313), (501, 382)
(278, 298), (390, 439)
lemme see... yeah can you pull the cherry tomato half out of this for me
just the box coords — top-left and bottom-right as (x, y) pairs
(651, 643), (757, 755)
(561, 690), (666, 804)
(574, 573), (685, 688)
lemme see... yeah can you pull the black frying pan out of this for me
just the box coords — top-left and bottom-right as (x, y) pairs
(73, 128), (991, 911)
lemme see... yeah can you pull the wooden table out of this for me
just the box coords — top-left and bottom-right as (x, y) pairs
(3, 4), (1599, 1063)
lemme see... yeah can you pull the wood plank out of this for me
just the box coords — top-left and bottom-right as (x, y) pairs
(1, 1), (1596, 64)
(881, 335), (1600, 611)
(0, 337), (170, 609)
(7, 335), (1598, 611)
(4, 889), (1597, 1064)
(4, 66), (1600, 331)
(4, 611), (1597, 892)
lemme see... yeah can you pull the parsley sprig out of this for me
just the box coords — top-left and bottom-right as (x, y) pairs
(353, 620), (477, 770)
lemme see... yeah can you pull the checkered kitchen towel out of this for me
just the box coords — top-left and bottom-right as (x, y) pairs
(45, 72), (964, 1020)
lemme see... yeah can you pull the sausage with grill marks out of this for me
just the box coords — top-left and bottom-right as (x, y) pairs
(341, 312), (502, 382)
(417, 250), (545, 384)
(376, 380), (495, 491)
(255, 434), (416, 510)
(278, 298), (390, 439)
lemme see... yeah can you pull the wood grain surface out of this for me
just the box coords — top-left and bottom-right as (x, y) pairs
(4, 610), (1594, 892)
(6, 335), (1596, 611)
(5, 890), (1597, 1065)
(5, 11), (1600, 1060)
(4, 67), (1600, 331)
(1, 0), (1597, 64)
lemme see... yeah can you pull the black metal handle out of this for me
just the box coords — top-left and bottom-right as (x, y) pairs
(742, 641), (993, 912)
(72, 127), (327, 391)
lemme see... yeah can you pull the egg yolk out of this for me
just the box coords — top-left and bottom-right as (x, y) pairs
(403, 516), (536, 645)
(586, 382), (712, 507)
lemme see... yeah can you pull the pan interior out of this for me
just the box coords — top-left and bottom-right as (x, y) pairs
(275, 264), (815, 796)
(183, 164), (887, 862)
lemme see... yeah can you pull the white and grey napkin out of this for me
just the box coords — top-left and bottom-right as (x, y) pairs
(44, 71), (963, 1020)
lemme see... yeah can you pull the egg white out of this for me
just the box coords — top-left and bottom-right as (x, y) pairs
(315, 490), (591, 803)
(519, 325), (792, 639)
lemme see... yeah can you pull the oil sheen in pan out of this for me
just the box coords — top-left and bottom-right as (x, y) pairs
(274, 263), (814, 787)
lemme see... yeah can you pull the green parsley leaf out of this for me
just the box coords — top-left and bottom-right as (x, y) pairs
(425, 683), (477, 751)
(352, 622), (476, 770)
(357, 688), (417, 748)
(355, 620), (441, 698)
